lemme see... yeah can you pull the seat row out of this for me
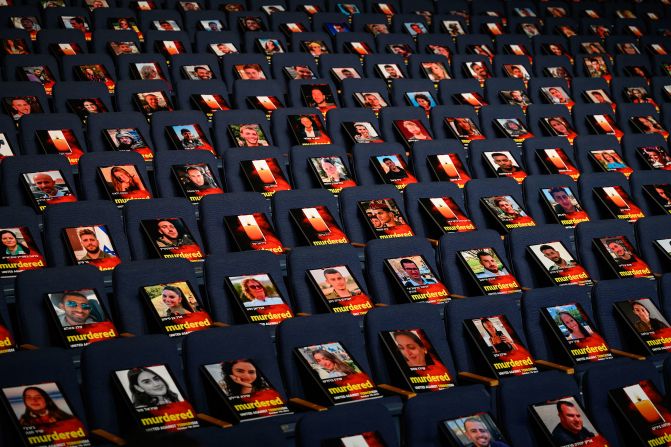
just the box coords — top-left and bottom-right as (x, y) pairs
(2, 287), (671, 447)
(4, 209), (671, 344)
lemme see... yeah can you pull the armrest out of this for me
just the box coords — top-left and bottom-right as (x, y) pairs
(377, 383), (416, 399)
(351, 242), (367, 248)
(458, 371), (499, 387)
(211, 322), (229, 328)
(449, 293), (466, 299)
(288, 397), (328, 412)
(427, 238), (439, 247)
(19, 344), (39, 350)
(611, 348), (646, 361)
(296, 312), (312, 317)
(536, 359), (574, 375)
(374, 303), (389, 307)
(521, 286), (532, 292)
(91, 428), (126, 445)
(282, 246), (292, 252)
(197, 413), (232, 428)
(120, 332), (135, 338)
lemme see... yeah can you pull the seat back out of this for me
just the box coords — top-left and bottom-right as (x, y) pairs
(79, 334), (183, 436)
(112, 258), (200, 335)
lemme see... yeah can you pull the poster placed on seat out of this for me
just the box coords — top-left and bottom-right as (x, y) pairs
(202, 358), (292, 423)
(379, 328), (453, 392)
(0, 381), (92, 447)
(294, 341), (380, 405)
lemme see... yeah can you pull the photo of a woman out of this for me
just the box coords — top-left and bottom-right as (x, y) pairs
(411, 93), (434, 113)
(422, 62), (449, 81)
(632, 116), (668, 137)
(218, 359), (271, 396)
(261, 39), (283, 55)
(558, 312), (592, 340)
(317, 157), (351, 184)
(310, 348), (357, 379)
(399, 120), (432, 141)
(110, 166), (144, 193)
(239, 277), (284, 307)
(160, 284), (195, 316)
(630, 300), (670, 332)
(18, 386), (73, 427)
(0, 229), (30, 256)
(451, 117), (482, 137)
(126, 367), (181, 409)
(598, 151), (627, 169)
(545, 117), (576, 140)
(480, 318), (514, 354)
(392, 330), (432, 367)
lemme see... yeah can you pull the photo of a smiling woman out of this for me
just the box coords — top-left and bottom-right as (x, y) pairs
(123, 366), (182, 410)
(217, 359), (273, 397)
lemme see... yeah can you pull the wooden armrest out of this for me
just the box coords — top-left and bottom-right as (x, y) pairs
(653, 272), (663, 279)
(351, 242), (367, 248)
(611, 348), (646, 361)
(458, 371), (499, 387)
(449, 293), (467, 299)
(120, 332), (135, 338)
(211, 322), (229, 328)
(296, 312), (311, 317)
(427, 238), (439, 247)
(374, 303), (389, 307)
(536, 359), (574, 375)
(282, 246), (292, 252)
(521, 286), (532, 292)
(288, 397), (328, 412)
(91, 428), (126, 445)
(19, 344), (39, 350)
(377, 383), (416, 399)
(197, 413), (232, 428)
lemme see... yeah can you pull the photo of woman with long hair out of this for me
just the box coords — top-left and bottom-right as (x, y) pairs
(110, 166), (144, 193)
(125, 366), (181, 409)
(18, 386), (73, 427)
(558, 311), (592, 340)
(479, 317), (514, 354)
(309, 348), (357, 379)
(392, 330), (433, 367)
(218, 359), (271, 396)
(160, 284), (195, 316)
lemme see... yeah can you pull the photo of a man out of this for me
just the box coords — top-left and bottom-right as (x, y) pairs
(443, 413), (510, 447)
(475, 250), (510, 278)
(537, 243), (577, 272)
(463, 417), (510, 447)
(379, 156), (409, 182)
(307, 265), (374, 315)
(30, 172), (73, 200)
(546, 187), (582, 215)
(486, 152), (523, 174)
(551, 400), (595, 444)
(52, 290), (102, 327)
(136, 92), (172, 115)
(63, 225), (120, 270)
(155, 219), (195, 248)
(76, 228), (115, 261)
(320, 267), (361, 299)
(232, 124), (269, 147)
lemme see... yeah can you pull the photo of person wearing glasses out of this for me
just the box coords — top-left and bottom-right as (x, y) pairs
(54, 291), (102, 327)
